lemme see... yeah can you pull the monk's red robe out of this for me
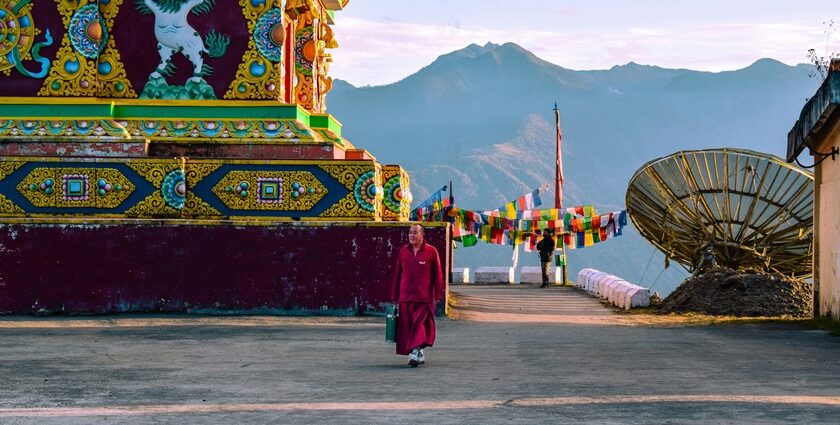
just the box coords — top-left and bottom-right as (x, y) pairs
(391, 242), (444, 355)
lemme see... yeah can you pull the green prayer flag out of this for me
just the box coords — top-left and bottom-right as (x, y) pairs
(462, 233), (478, 247)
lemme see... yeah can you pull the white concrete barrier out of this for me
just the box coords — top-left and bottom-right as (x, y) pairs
(474, 267), (514, 284)
(577, 268), (593, 289)
(451, 267), (470, 284)
(575, 269), (650, 310)
(520, 266), (559, 284)
(628, 287), (651, 309)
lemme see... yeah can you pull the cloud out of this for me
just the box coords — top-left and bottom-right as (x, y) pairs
(329, 17), (828, 86)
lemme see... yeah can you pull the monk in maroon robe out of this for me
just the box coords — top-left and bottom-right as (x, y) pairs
(391, 224), (445, 367)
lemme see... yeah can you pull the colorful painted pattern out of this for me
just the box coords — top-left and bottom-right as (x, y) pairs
(293, 14), (319, 111)
(0, 161), (26, 214)
(38, 0), (135, 98)
(0, 193), (24, 213)
(0, 160), (24, 180)
(0, 1), (52, 78)
(381, 165), (411, 221)
(134, 0), (230, 100)
(0, 119), (130, 138)
(0, 116), (339, 143)
(68, 4), (106, 59)
(294, 25), (314, 76)
(0, 0), (410, 225)
(96, 0), (135, 98)
(124, 160), (183, 216)
(161, 168), (186, 210)
(0, 0), (345, 110)
(39, 35), (99, 96)
(0, 157), (384, 220)
(383, 175), (402, 213)
(212, 170), (325, 211)
(353, 170), (380, 212)
(254, 8), (284, 63)
(120, 119), (314, 140)
(16, 166), (135, 209)
(318, 164), (380, 219)
(224, 3), (285, 99)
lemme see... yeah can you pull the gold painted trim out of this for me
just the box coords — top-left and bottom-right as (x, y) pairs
(0, 97), (112, 105)
(146, 140), (334, 145)
(0, 157), (374, 166)
(0, 156), (179, 164)
(0, 97), (301, 109)
(0, 116), (123, 120)
(0, 217), (447, 228)
(187, 159), (376, 166)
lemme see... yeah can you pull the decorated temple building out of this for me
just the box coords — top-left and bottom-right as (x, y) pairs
(0, 0), (447, 314)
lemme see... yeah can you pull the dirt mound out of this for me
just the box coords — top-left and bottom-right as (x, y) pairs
(660, 267), (812, 317)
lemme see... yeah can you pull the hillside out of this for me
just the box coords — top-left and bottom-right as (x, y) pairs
(327, 42), (819, 294)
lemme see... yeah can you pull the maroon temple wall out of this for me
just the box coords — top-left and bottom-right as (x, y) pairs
(0, 223), (450, 314)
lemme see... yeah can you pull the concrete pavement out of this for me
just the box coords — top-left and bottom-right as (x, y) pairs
(1, 285), (839, 424)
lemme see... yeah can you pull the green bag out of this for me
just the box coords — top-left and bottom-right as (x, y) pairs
(385, 304), (397, 343)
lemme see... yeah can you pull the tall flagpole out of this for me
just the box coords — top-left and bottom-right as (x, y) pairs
(554, 103), (562, 209)
(554, 103), (568, 285)
(448, 180), (454, 287)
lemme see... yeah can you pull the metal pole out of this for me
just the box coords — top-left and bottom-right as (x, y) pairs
(448, 180), (454, 284)
(554, 103), (568, 285)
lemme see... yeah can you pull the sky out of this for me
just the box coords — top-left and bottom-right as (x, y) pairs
(328, 0), (839, 86)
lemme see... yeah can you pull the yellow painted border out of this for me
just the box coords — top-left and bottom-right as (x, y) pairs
(0, 217), (448, 228)
(0, 156), (375, 166)
(0, 97), (299, 108)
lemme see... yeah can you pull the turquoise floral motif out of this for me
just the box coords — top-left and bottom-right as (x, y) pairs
(17, 120), (41, 136)
(71, 120), (98, 136)
(257, 121), (285, 137)
(198, 121), (225, 137)
(226, 121), (255, 138)
(353, 170), (379, 212)
(294, 26), (313, 76)
(69, 4), (107, 59)
(45, 120), (69, 136)
(161, 169), (187, 210)
(383, 176), (402, 213)
(254, 8), (284, 62)
(164, 121), (194, 137)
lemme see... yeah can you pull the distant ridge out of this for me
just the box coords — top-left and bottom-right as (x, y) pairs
(327, 43), (819, 295)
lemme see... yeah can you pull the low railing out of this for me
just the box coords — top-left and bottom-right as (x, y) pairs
(576, 268), (650, 310)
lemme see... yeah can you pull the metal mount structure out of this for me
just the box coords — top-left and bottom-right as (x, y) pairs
(626, 148), (814, 277)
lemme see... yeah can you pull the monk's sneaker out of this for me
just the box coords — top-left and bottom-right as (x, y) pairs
(408, 349), (420, 367)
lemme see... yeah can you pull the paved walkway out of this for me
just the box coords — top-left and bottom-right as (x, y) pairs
(1, 285), (839, 424)
(450, 283), (617, 323)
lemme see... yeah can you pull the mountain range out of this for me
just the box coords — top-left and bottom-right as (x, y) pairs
(326, 42), (820, 295)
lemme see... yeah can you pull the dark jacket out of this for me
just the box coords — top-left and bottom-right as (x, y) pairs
(536, 236), (555, 262)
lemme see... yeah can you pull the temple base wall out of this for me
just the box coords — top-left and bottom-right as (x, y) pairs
(0, 221), (449, 315)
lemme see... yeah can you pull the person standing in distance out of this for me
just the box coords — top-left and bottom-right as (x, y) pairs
(391, 223), (444, 367)
(536, 229), (555, 288)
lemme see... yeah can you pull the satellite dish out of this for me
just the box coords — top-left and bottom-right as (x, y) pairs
(626, 148), (813, 277)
